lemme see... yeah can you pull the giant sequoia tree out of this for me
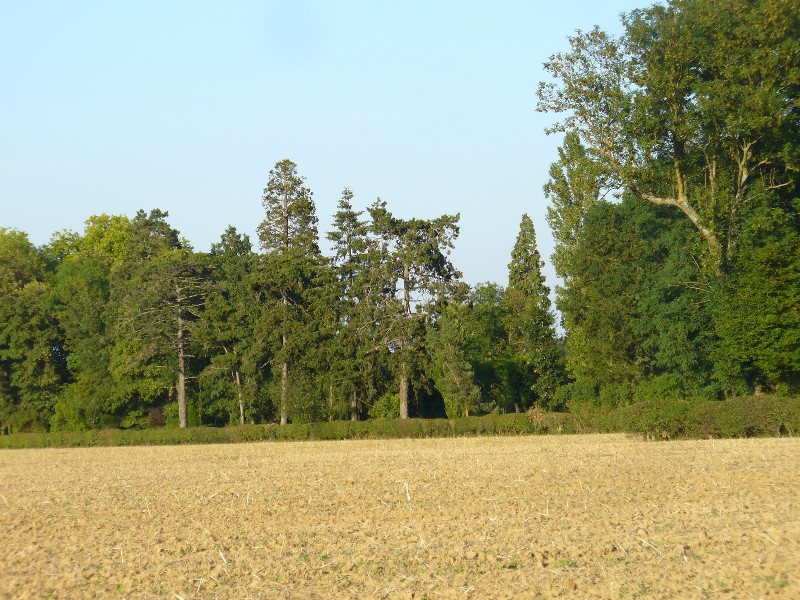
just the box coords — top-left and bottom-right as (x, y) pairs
(257, 159), (322, 425)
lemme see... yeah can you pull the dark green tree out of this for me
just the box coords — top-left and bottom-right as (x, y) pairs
(556, 201), (644, 403)
(367, 200), (461, 418)
(459, 283), (515, 412)
(109, 210), (207, 428)
(714, 201), (800, 395)
(503, 215), (564, 410)
(324, 188), (394, 420)
(428, 286), (482, 418)
(196, 226), (263, 425)
(0, 229), (67, 432)
(257, 159), (323, 424)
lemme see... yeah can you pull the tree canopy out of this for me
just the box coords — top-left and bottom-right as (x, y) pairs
(1, 0), (798, 432)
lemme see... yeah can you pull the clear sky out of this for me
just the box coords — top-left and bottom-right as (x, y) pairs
(1, 0), (645, 290)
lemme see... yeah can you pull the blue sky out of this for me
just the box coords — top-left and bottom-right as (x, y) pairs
(1, 0), (644, 289)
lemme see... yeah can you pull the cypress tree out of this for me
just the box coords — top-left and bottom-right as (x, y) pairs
(504, 214), (564, 410)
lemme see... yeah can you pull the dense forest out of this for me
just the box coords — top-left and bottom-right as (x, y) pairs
(1, 0), (798, 433)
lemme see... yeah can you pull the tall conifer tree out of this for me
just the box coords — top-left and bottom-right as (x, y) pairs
(257, 160), (321, 425)
(504, 214), (564, 409)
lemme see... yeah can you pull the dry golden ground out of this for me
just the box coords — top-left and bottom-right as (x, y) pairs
(0, 434), (798, 599)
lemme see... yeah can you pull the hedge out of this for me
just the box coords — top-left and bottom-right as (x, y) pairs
(0, 395), (796, 449)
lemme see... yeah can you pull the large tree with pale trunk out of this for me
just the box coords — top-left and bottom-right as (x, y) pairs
(537, 0), (800, 272)
(367, 200), (461, 419)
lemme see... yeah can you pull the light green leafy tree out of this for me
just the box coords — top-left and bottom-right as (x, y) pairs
(0, 229), (67, 432)
(49, 215), (134, 430)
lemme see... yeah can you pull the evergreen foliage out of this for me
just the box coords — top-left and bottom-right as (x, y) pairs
(504, 215), (565, 410)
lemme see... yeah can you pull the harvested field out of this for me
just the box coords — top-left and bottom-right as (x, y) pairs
(1, 434), (798, 599)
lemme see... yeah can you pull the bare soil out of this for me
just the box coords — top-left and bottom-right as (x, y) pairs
(1, 434), (798, 599)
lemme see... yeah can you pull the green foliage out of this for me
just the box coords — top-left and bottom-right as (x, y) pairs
(538, 0), (800, 270)
(107, 209), (207, 429)
(2, 395), (797, 448)
(605, 396), (800, 440)
(557, 200), (645, 388)
(369, 393), (401, 420)
(323, 188), (394, 421)
(428, 299), (482, 418)
(196, 226), (265, 426)
(565, 395), (800, 440)
(163, 401), (201, 428)
(256, 160), (325, 425)
(0, 414), (547, 448)
(366, 199), (462, 418)
(553, 381), (598, 410)
(544, 132), (603, 281)
(258, 159), (319, 256)
(504, 214), (565, 409)
(714, 202), (800, 394)
(3, 14), (799, 438)
(0, 229), (66, 432)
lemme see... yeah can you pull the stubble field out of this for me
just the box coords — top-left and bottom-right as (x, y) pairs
(1, 434), (798, 599)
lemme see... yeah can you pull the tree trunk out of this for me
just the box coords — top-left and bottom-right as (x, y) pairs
(399, 261), (411, 419)
(176, 284), (188, 429)
(399, 367), (409, 419)
(234, 368), (244, 425)
(350, 390), (358, 421)
(280, 355), (288, 425)
(177, 345), (187, 428)
(280, 292), (289, 426)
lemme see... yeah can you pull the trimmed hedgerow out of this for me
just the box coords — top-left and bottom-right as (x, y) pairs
(0, 396), (796, 449)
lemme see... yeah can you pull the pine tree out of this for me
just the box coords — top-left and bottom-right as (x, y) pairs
(326, 189), (382, 420)
(367, 200), (461, 418)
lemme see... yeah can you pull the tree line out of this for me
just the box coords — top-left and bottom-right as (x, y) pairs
(1, 0), (798, 433)
(0, 160), (562, 432)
